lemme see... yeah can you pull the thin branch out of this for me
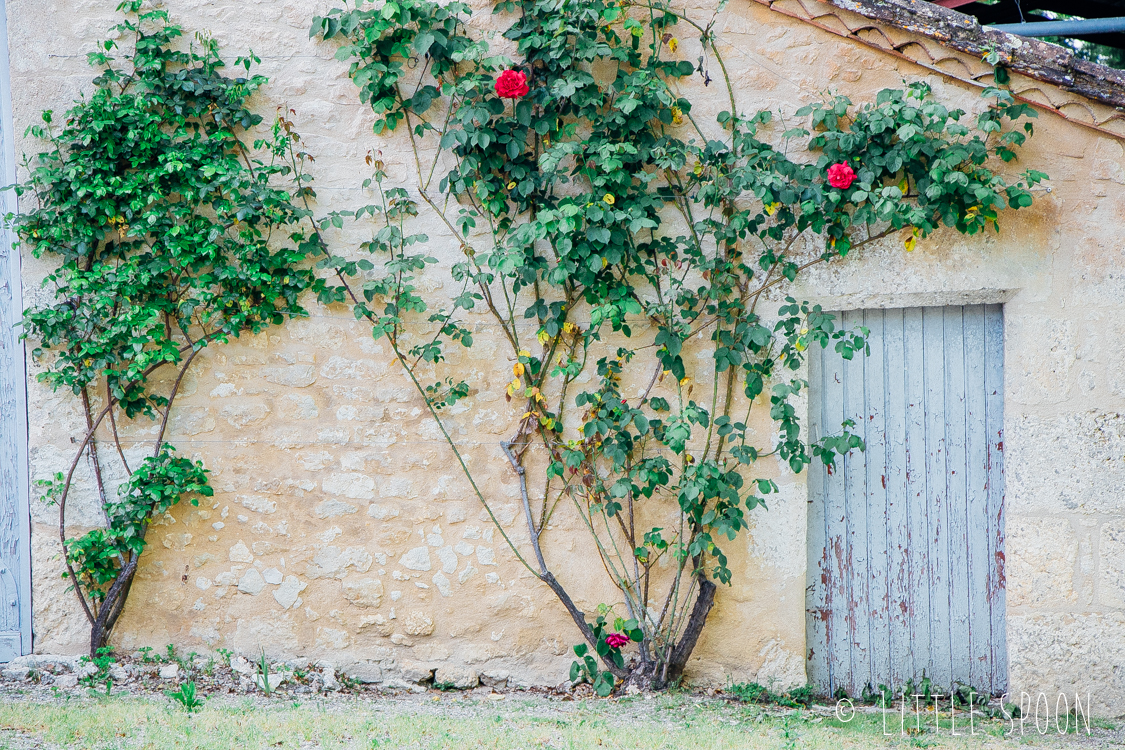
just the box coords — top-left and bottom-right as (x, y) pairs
(79, 386), (110, 524)
(105, 377), (131, 475)
(502, 440), (547, 575)
(153, 347), (201, 457)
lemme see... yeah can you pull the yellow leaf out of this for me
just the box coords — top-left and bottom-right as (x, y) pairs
(764, 202), (781, 216)
(563, 322), (579, 335)
(693, 162), (703, 176)
(795, 340), (807, 352)
(679, 377), (691, 387)
(898, 176), (908, 193)
(904, 226), (920, 252)
(671, 106), (683, 126)
(518, 349), (530, 358)
(513, 362), (525, 377)
(603, 193), (615, 205)
(520, 411), (535, 420)
(537, 330), (551, 345)
(669, 38), (679, 53)
(601, 257), (608, 269)
(507, 181), (516, 190)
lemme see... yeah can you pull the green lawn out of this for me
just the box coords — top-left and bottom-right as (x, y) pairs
(0, 689), (1116, 749)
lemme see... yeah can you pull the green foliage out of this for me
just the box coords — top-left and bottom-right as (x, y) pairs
(793, 82), (1045, 235)
(728, 680), (814, 708)
(67, 448), (211, 602)
(312, 0), (476, 134)
(570, 642), (615, 698)
(13, 3), (319, 417)
(10, 2), (321, 651)
(78, 647), (117, 690)
(861, 682), (896, 708)
(312, 0), (1045, 688)
(165, 680), (205, 713)
(569, 613), (643, 696)
(255, 651), (274, 696)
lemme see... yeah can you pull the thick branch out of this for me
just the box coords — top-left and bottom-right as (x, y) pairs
(660, 574), (717, 686)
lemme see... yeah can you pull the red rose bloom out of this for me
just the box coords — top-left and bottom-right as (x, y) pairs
(605, 633), (630, 649)
(827, 162), (857, 190)
(494, 69), (529, 99)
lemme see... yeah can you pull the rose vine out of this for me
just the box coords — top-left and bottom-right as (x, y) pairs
(312, 0), (1046, 692)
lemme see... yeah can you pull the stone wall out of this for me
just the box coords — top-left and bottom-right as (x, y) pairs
(10, 0), (1125, 712)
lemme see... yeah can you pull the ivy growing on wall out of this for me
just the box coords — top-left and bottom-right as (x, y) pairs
(312, 0), (1046, 692)
(10, 2), (322, 654)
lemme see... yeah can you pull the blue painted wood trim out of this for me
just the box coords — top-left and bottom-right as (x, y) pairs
(0, 0), (32, 659)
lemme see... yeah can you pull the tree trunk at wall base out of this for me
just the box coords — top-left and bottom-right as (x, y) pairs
(661, 576), (716, 686)
(88, 558), (138, 656)
(617, 575), (717, 692)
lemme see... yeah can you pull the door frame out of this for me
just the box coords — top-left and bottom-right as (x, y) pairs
(0, 0), (32, 659)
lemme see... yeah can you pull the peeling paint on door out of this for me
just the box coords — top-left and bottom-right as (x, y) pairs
(807, 306), (1006, 697)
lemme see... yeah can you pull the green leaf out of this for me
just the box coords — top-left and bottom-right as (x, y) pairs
(415, 31), (435, 55)
(594, 671), (615, 697)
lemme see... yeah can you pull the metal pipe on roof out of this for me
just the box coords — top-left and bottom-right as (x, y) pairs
(989, 17), (1125, 36)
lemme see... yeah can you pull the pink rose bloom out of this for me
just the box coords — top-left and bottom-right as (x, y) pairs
(826, 162), (857, 189)
(494, 69), (529, 99)
(605, 633), (630, 649)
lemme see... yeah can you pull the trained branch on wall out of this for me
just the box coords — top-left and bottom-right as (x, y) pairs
(8, 2), (323, 656)
(312, 0), (1047, 693)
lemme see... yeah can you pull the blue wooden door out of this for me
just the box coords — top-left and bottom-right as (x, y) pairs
(0, 0), (31, 662)
(806, 306), (1006, 697)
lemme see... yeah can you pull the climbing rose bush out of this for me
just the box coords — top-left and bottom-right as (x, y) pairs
(311, 0), (1046, 695)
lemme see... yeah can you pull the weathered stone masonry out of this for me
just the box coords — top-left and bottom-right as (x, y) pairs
(10, 0), (1125, 713)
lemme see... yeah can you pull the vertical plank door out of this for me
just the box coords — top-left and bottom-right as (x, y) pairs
(806, 305), (1006, 697)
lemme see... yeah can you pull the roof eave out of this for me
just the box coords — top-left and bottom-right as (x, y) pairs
(818, 0), (1125, 109)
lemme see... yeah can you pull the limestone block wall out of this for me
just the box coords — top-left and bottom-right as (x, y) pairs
(10, 0), (1125, 711)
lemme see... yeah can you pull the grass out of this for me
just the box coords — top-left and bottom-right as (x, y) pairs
(0, 689), (1118, 749)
